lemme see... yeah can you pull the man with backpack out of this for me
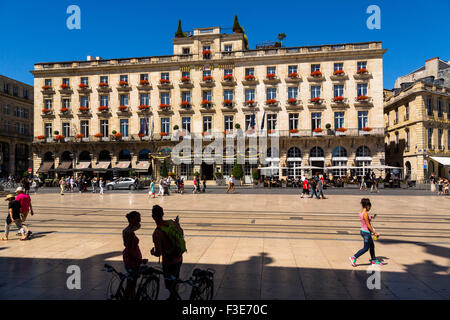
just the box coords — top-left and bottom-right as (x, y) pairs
(150, 205), (186, 300)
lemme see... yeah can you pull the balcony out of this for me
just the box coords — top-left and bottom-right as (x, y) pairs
(307, 71), (325, 82)
(265, 99), (279, 107)
(221, 76), (237, 86)
(308, 98), (325, 109)
(117, 82), (132, 92)
(78, 107), (92, 117)
(97, 84), (112, 93)
(97, 106), (112, 117)
(137, 81), (152, 91)
(59, 108), (73, 118)
(59, 85), (73, 95)
(353, 69), (372, 79)
(354, 96), (373, 107)
(77, 84), (92, 94)
(263, 74), (281, 85)
(157, 80), (173, 90)
(200, 77), (215, 87)
(41, 109), (55, 118)
(242, 76), (259, 86)
(137, 105), (151, 114)
(158, 104), (172, 114)
(330, 97), (349, 108)
(41, 87), (55, 95)
(330, 71), (349, 81)
(286, 99), (302, 110)
(179, 78), (194, 89)
(285, 73), (302, 83)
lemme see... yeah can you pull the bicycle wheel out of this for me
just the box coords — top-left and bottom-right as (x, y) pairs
(139, 276), (160, 301)
(190, 278), (214, 300)
(106, 273), (124, 300)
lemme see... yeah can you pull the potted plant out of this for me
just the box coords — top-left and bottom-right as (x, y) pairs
(252, 168), (260, 186)
(310, 70), (322, 77)
(245, 74), (255, 81)
(139, 79), (149, 85)
(118, 105), (128, 111)
(357, 95), (369, 101)
(266, 99), (277, 105)
(98, 82), (109, 87)
(98, 105), (109, 112)
(215, 171), (225, 185)
(55, 134), (65, 141)
(180, 101), (190, 108)
(60, 107), (69, 113)
(288, 98), (297, 105)
(325, 123), (332, 134)
(357, 68), (368, 74)
(37, 135), (46, 141)
(138, 104), (149, 110)
(79, 106), (89, 113)
(234, 123), (241, 130)
(159, 79), (170, 84)
(288, 72), (298, 79)
(313, 128), (323, 133)
(76, 133), (84, 139)
(289, 128), (299, 134)
(203, 75), (213, 82)
(311, 97), (321, 103)
(113, 131), (122, 140)
(79, 83), (88, 88)
(201, 100), (212, 107)
(224, 99), (233, 106)
(231, 161), (243, 186)
(118, 80), (128, 87)
(333, 96), (344, 102)
(266, 73), (276, 80)
(336, 127), (347, 134)
(42, 85), (52, 90)
(160, 161), (169, 178)
(181, 76), (190, 83)
(333, 69), (345, 75)
(202, 49), (211, 56)
(160, 132), (169, 137)
(362, 127), (373, 132)
(173, 125), (179, 131)
(42, 108), (51, 114)
(223, 74), (233, 81)
(159, 103), (170, 109)
(94, 133), (103, 138)
(245, 100), (255, 106)
(60, 83), (70, 89)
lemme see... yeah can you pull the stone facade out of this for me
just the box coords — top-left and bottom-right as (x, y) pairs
(31, 26), (386, 181)
(0, 75), (34, 177)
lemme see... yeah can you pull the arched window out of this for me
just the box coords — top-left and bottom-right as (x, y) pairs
(160, 147), (171, 155)
(310, 146), (324, 158)
(267, 147), (279, 158)
(118, 149), (131, 161)
(332, 146), (348, 158)
(60, 151), (72, 162)
(287, 147), (301, 158)
(79, 151), (91, 161)
(98, 150), (111, 161)
(356, 146), (371, 157)
(43, 152), (54, 162)
(138, 149), (150, 161)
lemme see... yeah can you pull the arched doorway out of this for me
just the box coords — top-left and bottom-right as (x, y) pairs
(57, 151), (74, 177)
(37, 152), (55, 178)
(310, 146), (324, 175)
(76, 151), (92, 177)
(262, 147), (280, 177)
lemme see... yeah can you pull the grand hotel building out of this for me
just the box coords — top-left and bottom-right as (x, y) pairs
(31, 25), (386, 182)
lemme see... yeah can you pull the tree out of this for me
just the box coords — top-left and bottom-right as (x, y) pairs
(232, 15), (243, 33)
(277, 33), (286, 47)
(175, 20), (186, 38)
(160, 160), (168, 178)
(232, 160), (244, 179)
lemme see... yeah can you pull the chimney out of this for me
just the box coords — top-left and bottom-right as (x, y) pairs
(86, 55), (93, 61)
(96, 56), (102, 60)
(425, 57), (439, 73)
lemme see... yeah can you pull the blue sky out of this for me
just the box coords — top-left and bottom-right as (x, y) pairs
(0, 0), (448, 88)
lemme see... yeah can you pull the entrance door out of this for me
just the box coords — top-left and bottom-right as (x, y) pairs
(201, 163), (214, 180)
(311, 161), (324, 176)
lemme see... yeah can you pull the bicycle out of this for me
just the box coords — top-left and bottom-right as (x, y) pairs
(103, 264), (160, 301)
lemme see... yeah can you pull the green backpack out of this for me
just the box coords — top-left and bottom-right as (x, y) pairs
(158, 220), (186, 257)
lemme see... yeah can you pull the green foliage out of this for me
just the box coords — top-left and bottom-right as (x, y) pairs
(252, 168), (260, 180)
(173, 125), (179, 130)
(277, 33), (286, 42)
(215, 171), (223, 179)
(232, 161), (244, 179)
(193, 171), (200, 177)
(234, 123), (241, 129)
(129, 169), (136, 176)
(54, 130), (59, 135)
(112, 130), (117, 134)
(160, 160), (168, 178)
(175, 20), (187, 38)
(325, 123), (331, 129)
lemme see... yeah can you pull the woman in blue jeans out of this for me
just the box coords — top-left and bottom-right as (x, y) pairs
(350, 198), (383, 266)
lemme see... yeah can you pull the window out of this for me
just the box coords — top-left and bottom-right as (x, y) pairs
(395, 109), (399, 123)
(245, 89), (255, 102)
(161, 73), (169, 80)
(224, 44), (232, 52)
(311, 86), (321, 99)
(266, 66), (276, 75)
(181, 91), (191, 102)
(357, 83), (368, 96)
(13, 86), (18, 96)
(358, 111), (369, 130)
(438, 100), (443, 117)
(203, 116), (212, 132)
(161, 92), (170, 105)
(100, 76), (108, 84)
(140, 74), (148, 81)
(140, 93), (149, 106)
(311, 112), (321, 130)
(334, 112), (345, 129)
(3, 104), (9, 115)
(182, 71), (190, 79)
(62, 78), (70, 86)
(267, 114), (277, 130)
(427, 98), (433, 116)
(288, 65), (298, 74)
(100, 120), (109, 137)
(334, 84), (344, 97)
(428, 128), (433, 149)
(224, 116), (234, 131)
(182, 47), (190, 55)
(438, 129), (443, 149)
(81, 77), (89, 85)
(80, 96), (89, 108)
(224, 90), (233, 101)
(119, 75), (128, 83)
(334, 63), (344, 71)
(62, 99), (70, 108)
(3, 82), (10, 93)
(245, 68), (254, 76)
(289, 113), (299, 130)
(62, 122), (70, 137)
(311, 64), (320, 72)
(161, 118), (170, 133)
(395, 132), (399, 150)
(120, 95), (128, 106)
(182, 117), (191, 132)
(203, 90), (212, 101)
(266, 88), (277, 100)
(405, 103), (409, 120)
(44, 99), (52, 109)
(406, 130), (410, 150)
(203, 70), (211, 78)
(44, 79), (52, 86)
(180, 163), (193, 177)
(357, 61), (367, 71)
(139, 118), (149, 136)
(224, 69), (233, 76)
(120, 119), (129, 137)
(100, 95), (108, 107)
(23, 109), (29, 119)
(81, 120), (89, 137)
(23, 89), (28, 99)
(45, 123), (52, 137)
(245, 115), (253, 131)
(288, 87), (298, 100)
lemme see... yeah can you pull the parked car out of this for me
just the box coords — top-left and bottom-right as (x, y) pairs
(106, 177), (142, 190)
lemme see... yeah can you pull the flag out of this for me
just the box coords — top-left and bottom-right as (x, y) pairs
(260, 111), (265, 133)
(150, 117), (154, 138)
(248, 114), (255, 134)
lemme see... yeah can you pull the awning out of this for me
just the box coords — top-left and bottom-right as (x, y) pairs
(430, 156), (450, 168)
(133, 161), (150, 172)
(75, 161), (92, 171)
(114, 161), (131, 170)
(55, 161), (72, 172)
(37, 162), (54, 173)
(93, 161), (111, 172)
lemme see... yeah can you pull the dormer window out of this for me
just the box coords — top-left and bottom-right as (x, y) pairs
(182, 47), (190, 55)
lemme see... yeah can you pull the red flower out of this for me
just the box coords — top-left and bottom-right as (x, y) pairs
(357, 68), (368, 74)
(245, 74), (255, 81)
(94, 133), (103, 138)
(79, 107), (89, 112)
(42, 85), (52, 90)
(159, 104), (170, 109)
(337, 127), (347, 132)
(288, 72), (298, 78)
(113, 132), (122, 139)
(245, 100), (255, 105)
(289, 129), (299, 133)
(201, 100), (211, 105)
(266, 73), (276, 80)
(181, 76), (190, 82)
(119, 81), (128, 86)
(60, 83), (69, 89)
(42, 108), (51, 113)
(268, 129), (275, 134)
(362, 127), (372, 132)
(203, 75), (213, 82)
(118, 105), (128, 111)
(288, 98), (297, 104)
(333, 96), (344, 102)
(159, 79), (170, 84)
(60, 107), (69, 113)
(266, 99), (277, 105)
(311, 70), (322, 77)
(202, 131), (211, 136)
(160, 132), (169, 136)
(224, 74), (233, 81)
(223, 130), (232, 135)
(311, 97), (321, 103)
(202, 49), (211, 55)
(78, 83), (88, 88)
(313, 128), (323, 133)
(181, 101), (190, 106)
(98, 82), (109, 87)
(98, 106), (109, 112)
(357, 95), (369, 101)
(224, 99), (233, 105)
(76, 134), (84, 139)
(55, 135), (65, 140)
(138, 104), (149, 110)
(138, 133), (145, 138)
(139, 79), (149, 85)
(333, 70), (345, 75)
(37, 135), (46, 140)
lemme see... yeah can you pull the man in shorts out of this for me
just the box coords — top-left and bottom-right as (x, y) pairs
(226, 175), (235, 193)
(15, 187), (34, 238)
(1, 194), (30, 241)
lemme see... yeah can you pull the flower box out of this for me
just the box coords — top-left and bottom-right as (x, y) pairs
(333, 70), (345, 75)
(202, 49), (211, 56)
(37, 135), (46, 140)
(245, 75), (255, 81)
(76, 134), (84, 139)
(202, 75), (213, 82)
(118, 105), (128, 111)
(55, 135), (65, 141)
(202, 131), (211, 137)
(223, 99), (233, 106)
(266, 73), (276, 80)
(139, 79), (149, 85)
(289, 129), (299, 134)
(138, 104), (149, 110)
(223, 74), (233, 81)
(311, 97), (321, 103)
(60, 107), (69, 113)
(160, 132), (169, 136)
(138, 133), (145, 138)
(288, 98), (297, 105)
(266, 99), (277, 105)
(336, 127), (347, 132)
(181, 76), (190, 83)
(98, 106), (109, 112)
(94, 133), (103, 138)
(223, 130), (233, 135)
(78, 83), (88, 89)
(60, 83), (70, 89)
(180, 101), (190, 107)
(201, 100), (212, 106)
(357, 95), (369, 101)
(42, 85), (52, 90)
(333, 96), (344, 102)
(288, 72), (298, 79)
(98, 82), (109, 87)
(310, 70), (322, 77)
(362, 127), (372, 132)
(42, 108), (51, 114)
(267, 129), (275, 134)
(245, 100), (255, 106)
(79, 107), (89, 113)
(313, 128), (323, 133)
(357, 68), (368, 74)
(159, 104), (170, 109)
(119, 81), (128, 87)
(159, 79), (170, 84)
(113, 132), (122, 139)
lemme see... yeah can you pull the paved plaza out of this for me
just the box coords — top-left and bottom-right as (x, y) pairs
(0, 191), (449, 300)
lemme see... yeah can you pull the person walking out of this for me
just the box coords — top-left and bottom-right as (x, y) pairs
(99, 177), (105, 195)
(150, 205), (185, 300)
(193, 177), (198, 194)
(15, 187), (34, 238)
(349, 198), (383, 267)
(317, 175), (327, 199)
(360, 175), (367, 191)
(158, 178), (164, 197)
(2, 194), (30, 241)
(309, 176), (319, 199)
(226, 175), (235, 193)
(122, 211), (148, 300)
(202, 176), (207, 193)
(301, 177), (309, 198)
(59, 177), (66, 195)
(148, 179), (155, 198)
(92, 177), (98, 193)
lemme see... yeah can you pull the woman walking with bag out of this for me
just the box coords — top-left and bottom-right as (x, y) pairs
(349, 198), (383, 267)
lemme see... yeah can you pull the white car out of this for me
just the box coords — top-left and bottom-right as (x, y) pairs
(106, 177), (141, 190)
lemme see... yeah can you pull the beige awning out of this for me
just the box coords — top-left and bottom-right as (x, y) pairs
(56, 161), (72, 171)
(75, 161), (91, 170)
(133, 161), (150, 171)
(37, 162), (54, 173)
(113, 161), (131, 170)
(430, 156), (450, 168)
(94, 161), (110, 171)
